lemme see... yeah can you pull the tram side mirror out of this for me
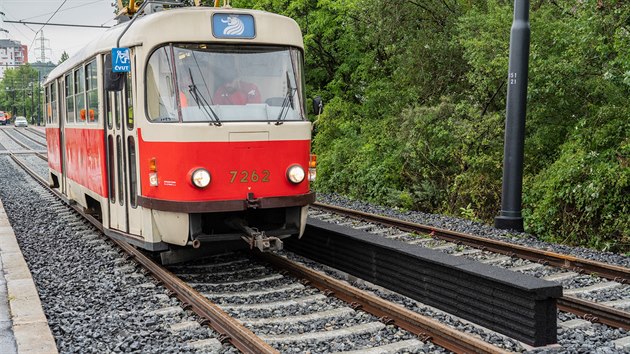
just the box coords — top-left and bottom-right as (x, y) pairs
(312, 96), (323, 115)
(104, 55), (125, 92)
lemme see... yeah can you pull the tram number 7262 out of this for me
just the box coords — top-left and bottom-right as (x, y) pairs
(229, 170), (271, 183)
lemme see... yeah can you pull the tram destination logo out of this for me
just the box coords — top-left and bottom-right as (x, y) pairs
(112, 48), (131, 73)
(212, 14), (255, 39)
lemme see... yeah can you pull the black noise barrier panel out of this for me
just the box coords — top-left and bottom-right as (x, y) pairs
(285, 218), (563, 347)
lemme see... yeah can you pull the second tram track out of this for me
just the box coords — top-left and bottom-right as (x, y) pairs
(0, 126), (48, 158)
(310, 203), (630, 332)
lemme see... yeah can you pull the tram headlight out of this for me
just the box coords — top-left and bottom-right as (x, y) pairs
(149, 173), (158, 187)
(191, 168), (211, 188)
(149, 158), (158, 187)
(286, 165), (305, 184)
(308, 154), (317, 182)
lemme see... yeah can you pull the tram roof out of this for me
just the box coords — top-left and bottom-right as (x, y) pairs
(46, 7), (303, 83)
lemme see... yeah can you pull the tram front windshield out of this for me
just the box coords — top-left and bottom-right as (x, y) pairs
(146, 44), (306, 123)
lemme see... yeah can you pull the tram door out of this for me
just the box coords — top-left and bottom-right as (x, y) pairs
(104, 51), (141, 237)
(105, 85), (128, 233)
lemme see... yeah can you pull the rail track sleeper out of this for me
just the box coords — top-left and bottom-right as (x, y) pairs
(259, 252), (510, 354)
(197, 318), (211, 326)
(113, 240), (278, 354)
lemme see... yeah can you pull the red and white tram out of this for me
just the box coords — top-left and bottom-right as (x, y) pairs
(44, 4), (315, 262)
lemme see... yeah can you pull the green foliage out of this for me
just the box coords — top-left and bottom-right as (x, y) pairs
(524, 105), (630, 251)
(0, 65), (41, 120)
(58, 51), (69, 64)
(313, 96), (404, 204)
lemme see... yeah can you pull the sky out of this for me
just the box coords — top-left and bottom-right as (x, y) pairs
(0, 0), (119, 64)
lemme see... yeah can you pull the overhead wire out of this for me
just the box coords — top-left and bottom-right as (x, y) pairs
(23, 0), (68, 61)
(28, 0), (69, 51)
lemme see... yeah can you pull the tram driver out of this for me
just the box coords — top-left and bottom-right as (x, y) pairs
(213, 60), (261, 105)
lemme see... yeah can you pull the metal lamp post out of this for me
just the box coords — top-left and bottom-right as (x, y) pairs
(495, 0), (530, 232)
(22, 83), (27, 117)
(37, 71), (42, 126)
(5, 86), (14, 118)
(29, 85), (34, 124)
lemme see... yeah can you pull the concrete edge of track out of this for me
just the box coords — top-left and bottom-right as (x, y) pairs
(0, 199), (58, 353)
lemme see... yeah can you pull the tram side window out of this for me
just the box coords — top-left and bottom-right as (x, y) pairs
(126, 73), (134, 129)
(127, 136), (137, 207)
(65, 73), (75, 123)
(52, 81), (58, 124)
(86, 61), (99, 123)
(44, 86), (50, 124)
(146, 47), (178, 122)
(108, 135), (115, 203)
(74, 67), (85, 123)
(105, 92), (113, 129)
(115, 92), (122, 130)
(117, 136), (124, 205)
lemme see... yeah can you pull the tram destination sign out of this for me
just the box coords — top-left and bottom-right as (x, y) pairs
(112, 48), (131, 73)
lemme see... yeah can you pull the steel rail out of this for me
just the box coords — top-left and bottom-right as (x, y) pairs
(259, 252), (510, 354)
(10, 154), (278, 354)
(16, 145), (629, 345)
(558, 296), (630, 331)
(26, 127), (47, 139)
(14, 148), (630, 338)
(313, 202), (630, 283)
(114, 241), (278, 354)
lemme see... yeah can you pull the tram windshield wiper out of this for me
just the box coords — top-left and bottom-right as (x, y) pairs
(187, 68), (222, 126)
(275, 71), (296, 126)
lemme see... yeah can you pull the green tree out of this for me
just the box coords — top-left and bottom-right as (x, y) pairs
(311, 0), (629, 249)
(0, 65), (40, 120)
(58, 51), (69, 64)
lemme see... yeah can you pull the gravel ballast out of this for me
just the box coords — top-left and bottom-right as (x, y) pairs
(0, 156), (230, 353)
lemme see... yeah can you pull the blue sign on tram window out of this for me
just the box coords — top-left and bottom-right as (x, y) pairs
(112, 48), (131, 73)
(212, 14), (255, 39)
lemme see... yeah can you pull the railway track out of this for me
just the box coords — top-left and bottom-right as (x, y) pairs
(0, 127), (48, 160)
(26, 126), (47, 139)
(311, 203), (630, 332)
(7, 146), (512, 353)
(12, 126), (48, 147)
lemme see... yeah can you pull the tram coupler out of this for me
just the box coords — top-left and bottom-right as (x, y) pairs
(240, 228), (283, 252)
(224, 218), (281, 252)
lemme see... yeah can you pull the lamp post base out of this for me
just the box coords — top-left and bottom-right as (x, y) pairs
(494, 215), (524, 232)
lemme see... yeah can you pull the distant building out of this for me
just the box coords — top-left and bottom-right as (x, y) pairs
(0, 39), (27, 78)
(20, 44), (28, 63)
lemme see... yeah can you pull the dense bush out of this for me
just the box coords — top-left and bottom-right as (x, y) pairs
(237, 1), (630, 250)
(524, 106), (630, 251)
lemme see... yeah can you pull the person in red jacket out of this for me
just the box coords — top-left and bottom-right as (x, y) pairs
(213, 71), (261, 105)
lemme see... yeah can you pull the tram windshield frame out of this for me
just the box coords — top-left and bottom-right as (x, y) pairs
(145, 43), (307, 124)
